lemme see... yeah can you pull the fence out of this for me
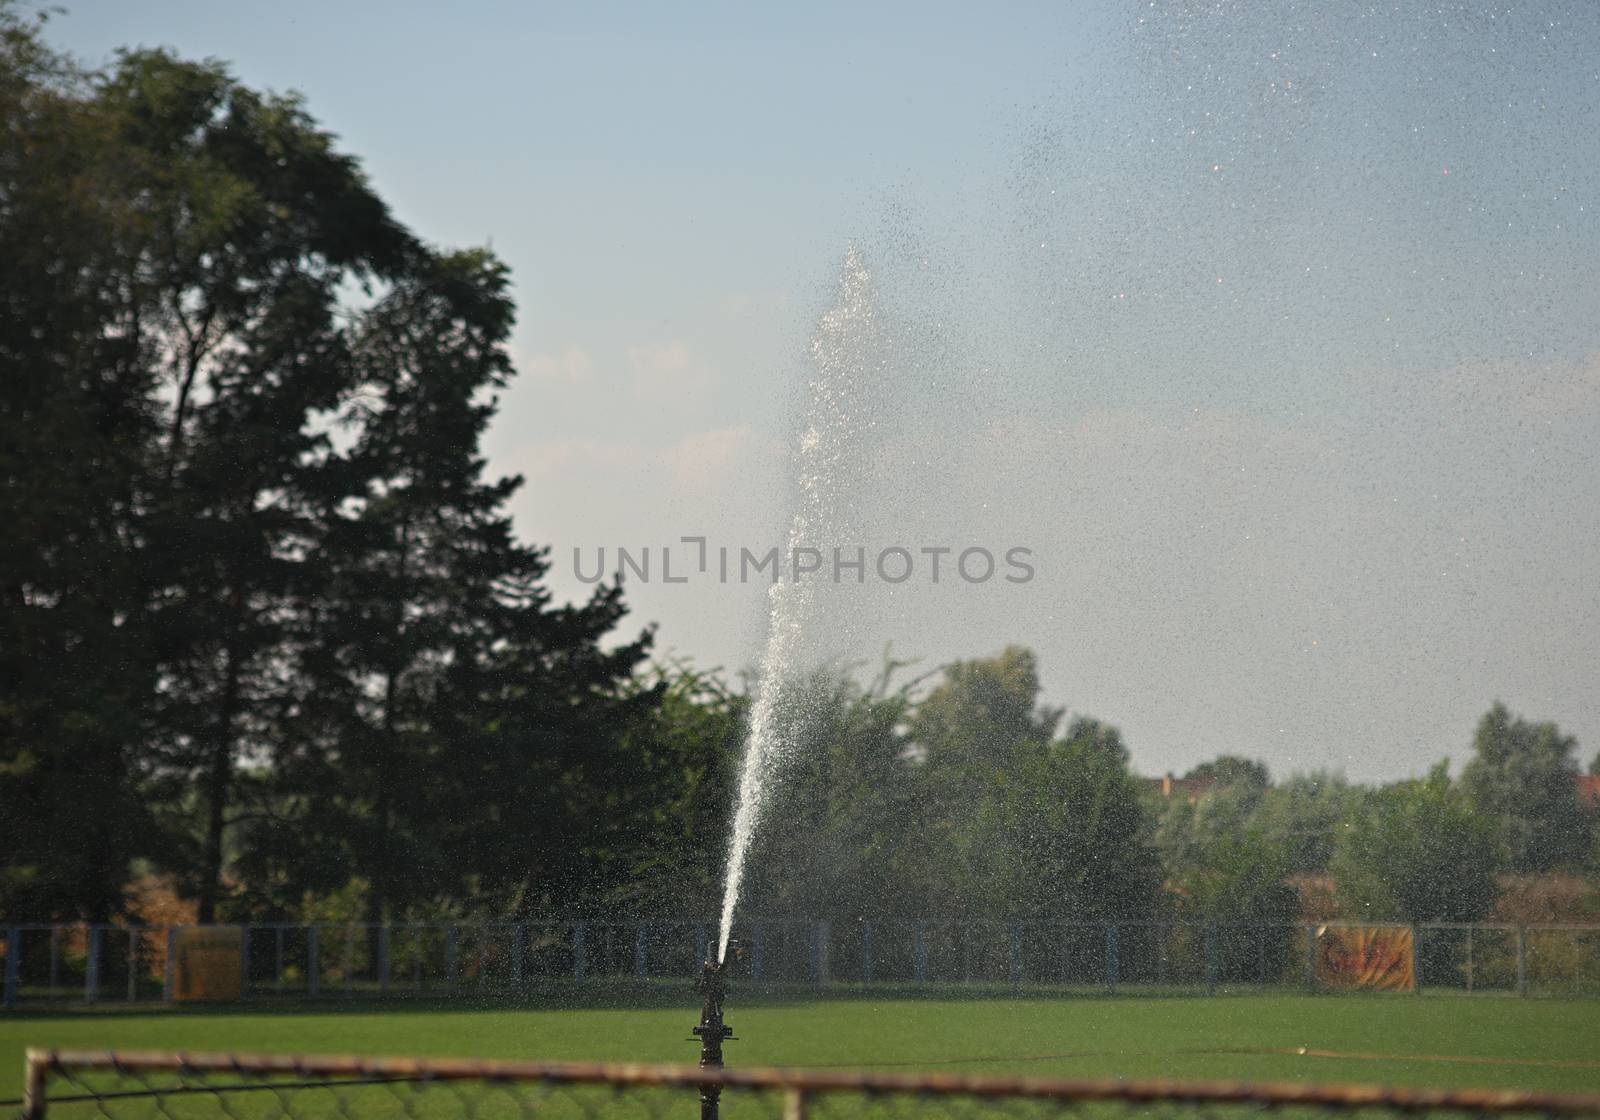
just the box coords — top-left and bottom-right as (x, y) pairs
(17, 1049), (1600, 1120)
(4, 921), (1600, 1008)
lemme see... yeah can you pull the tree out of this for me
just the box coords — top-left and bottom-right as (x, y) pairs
(1460, 703), (1591, 872)
(1167, 823), (1299, 981)
(977, 717), (1161, 918)
(602, 662), (743, 916)
(908, 646), (1062, 899)
(259, 249), (657, 923)
(1151, 773), (1301, 972)
(1152, 782), (1257, 878)
(1332, 762), (1497, 923)
(1184, 756), (1271, 795)
(910, 646), (1061, 773)
(45, 44), (422, 921)
(0, 4), (162, 921)
(740, 657), (929, 920)
(1, 15), (661, 925)
(1253, 773), (1365, 874)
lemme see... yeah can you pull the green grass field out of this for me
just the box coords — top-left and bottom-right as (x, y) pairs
(4, 994), (1598, 1103)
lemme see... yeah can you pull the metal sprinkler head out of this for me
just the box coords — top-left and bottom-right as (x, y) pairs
(691, 944), (737, 1120)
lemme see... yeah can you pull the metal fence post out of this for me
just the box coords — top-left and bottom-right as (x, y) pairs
(914, 922), (927, 987)
(4, 927), (20, 1009)
(751, 922), (765, 984)
(511, 924), (524, 987)
(634, 923), (648, 980)
(1303, 925), (1316, 990)
(404, 926), (416, 991)
(163, 927), (176, 1002)
(1204, 922), (1217, 996)
(572, 922), (587, 982)
(476, 927), (489, 993)
(445, 925), (459, 995)
(84, 926), (102, 1004)
(1009, 922), (1023, 991)
(1574, 927), (1585, 996)
(862, 922), (874, 985)
(127, 928), (139, 1002)
(22, 1048), (47, 1120)
(1516, 927), (1527, 996)
(307, 926), (320, 998)
(1465, 924), (1474, 993)
(343, 927), (356, 995)
(379, 925), (390, 993)
(238, 926), (251, 1000)
(1411, 925), (1421, 994)
(1105, 922), (1118, 994)
(814, 921), (830, 988)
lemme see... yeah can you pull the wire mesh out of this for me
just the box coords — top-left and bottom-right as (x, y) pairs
(19, 1050), (1600, 1120)
(7, 921), (1600, 1007)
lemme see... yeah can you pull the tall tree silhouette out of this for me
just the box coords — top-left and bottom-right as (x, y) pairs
(276, 250), (656, 924)
(0, 8), (161, 920)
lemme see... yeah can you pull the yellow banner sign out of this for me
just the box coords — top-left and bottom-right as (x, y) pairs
(1315, 925), (1414, 991)
(173, 927), (243, 1002)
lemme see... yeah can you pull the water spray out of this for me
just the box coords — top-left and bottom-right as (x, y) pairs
(715, 248), (878, 961)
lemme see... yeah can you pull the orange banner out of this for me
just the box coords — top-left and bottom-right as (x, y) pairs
(1315, 925), (1414, 991)
(172, 927), (243, 1002)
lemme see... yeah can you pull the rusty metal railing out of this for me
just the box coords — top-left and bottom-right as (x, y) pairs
(18, 1048), (1600, 1120)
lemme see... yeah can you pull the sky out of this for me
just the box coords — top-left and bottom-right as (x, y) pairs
(44, 1), (1600, 782)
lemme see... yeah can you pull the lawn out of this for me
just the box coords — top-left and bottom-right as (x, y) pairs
(3, 993), (1598, 1104)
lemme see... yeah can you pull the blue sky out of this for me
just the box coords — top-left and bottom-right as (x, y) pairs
(45, 1), (1600, 780)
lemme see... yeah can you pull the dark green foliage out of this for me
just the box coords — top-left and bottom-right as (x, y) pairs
(0, 10), (655, 923)
(910, 645), (1061, 778)
(603, 665), (743, 916)
(977, 720), (1162, 918)
(904, 645), (1066, 914)
(0, 6), (163, 921)
(234, 247), (657, 923)
(737, 652), (1160, 922)
(1461, 703), (1592, 873)
(1332, 761), (1498, 923)
(1184, 756), (1271, 793)
(1153, 779), (1300, 981)
(1253, 773), (1366, 874)
(1167, 822), (1299, 980)
(95, 47), (422, 922)
(739, 658), (929, 920)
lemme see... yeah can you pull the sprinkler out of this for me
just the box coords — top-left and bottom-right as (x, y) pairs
(692, 943), (738, 1120)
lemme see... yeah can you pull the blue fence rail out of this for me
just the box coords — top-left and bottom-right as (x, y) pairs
(3, 920), (1599, 1007)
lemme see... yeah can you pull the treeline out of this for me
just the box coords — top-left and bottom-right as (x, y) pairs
(4, 12), (1598, 930)
(0, 9), (659, 925)
(722, 648), (1600, 929)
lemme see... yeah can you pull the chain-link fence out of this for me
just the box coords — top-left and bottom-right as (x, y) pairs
(6, 922), (1600, 1007)
(16, 1050), (1600, 1120)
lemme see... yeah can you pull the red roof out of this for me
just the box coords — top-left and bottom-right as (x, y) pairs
(1576, 774), (1600, 810)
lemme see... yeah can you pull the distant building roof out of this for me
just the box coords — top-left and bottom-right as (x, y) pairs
(1576, 774), (1600, 810)
(1144, 773), (1219, 800)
